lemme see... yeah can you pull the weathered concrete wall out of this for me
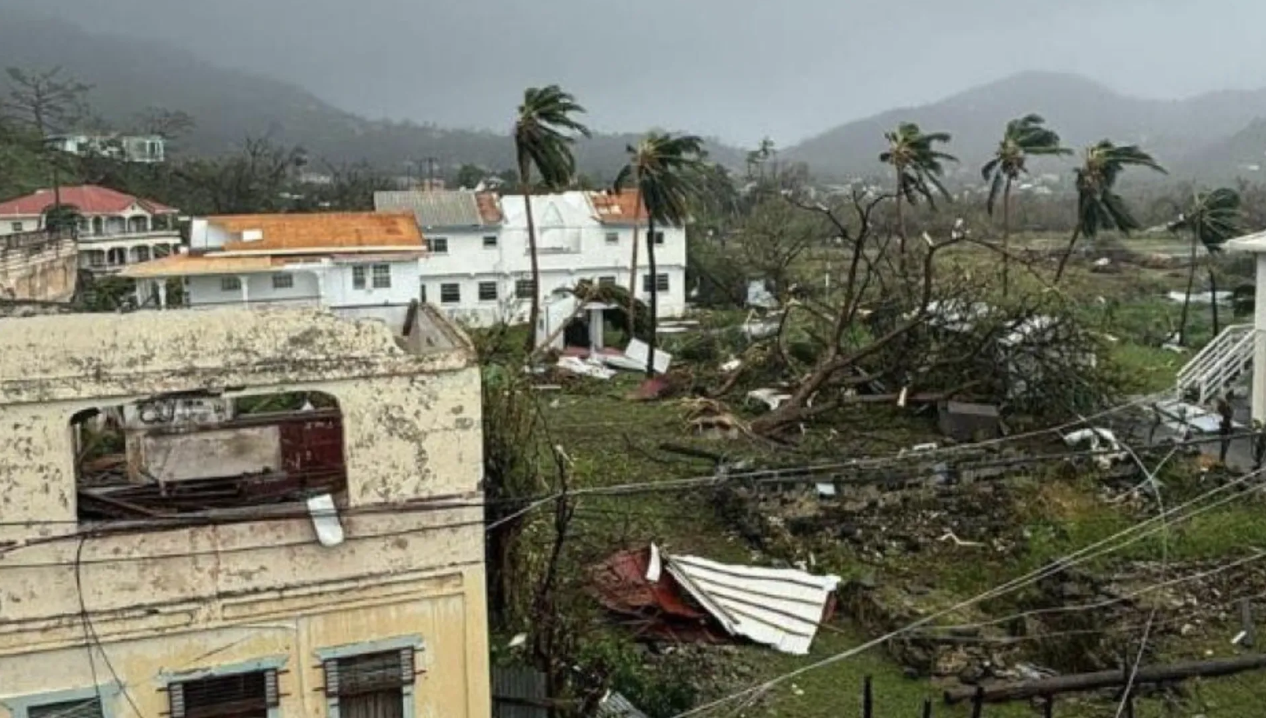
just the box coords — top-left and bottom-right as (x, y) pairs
(0, 307), (489, 717)
(0, 561), (489, 717)
(0, 232), (78, 302)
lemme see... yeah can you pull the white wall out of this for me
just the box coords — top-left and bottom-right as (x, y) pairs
(324, 259), (421, 309)
(417, 192), (688, 328)
(186, 270), (322, 308)
(184, 260), (420, 312)
(0, 214), (41, 236)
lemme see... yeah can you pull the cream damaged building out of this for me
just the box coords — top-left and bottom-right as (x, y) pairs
(0, 306), (489, 717)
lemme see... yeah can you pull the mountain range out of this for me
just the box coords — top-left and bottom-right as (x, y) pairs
(3, 8), (1266, 184)
(0, 9), (745, 180)
(783, 71), (1266, 182)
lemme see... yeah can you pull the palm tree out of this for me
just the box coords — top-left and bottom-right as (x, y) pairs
(1053, 140), (1166, 283)
(879, 122), (957, 251)
(615, 132), (707, 377)
(981, 114), (1071, 295)
(1169, 187), (1244, 343)
(513, 85), (589, 352)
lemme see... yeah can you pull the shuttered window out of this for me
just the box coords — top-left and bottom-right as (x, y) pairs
(642, 273), (670, 292)
(440, 283), (460, 304)
(168, 669), (278, 718)
(324, 648), (414, 718)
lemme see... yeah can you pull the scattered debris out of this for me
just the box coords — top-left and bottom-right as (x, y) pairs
(597, 690), (648, 718)
(939, 531), (984, 548)
(590, 544), (840, 655)
(605, 339), (672, 375)
(557, 355), (617, 380)
(937, 401), (1001, 442)
(746, 279), (778, 309)
(1062, 428), (1128, 469)
(649, 544), (841, 655)
(629, 377), (670, 401)
(307, 493), (344, 547)
(589, 546), (729, 644)
(1166, 290), (1232, 305)
(747, 387), (793, 411)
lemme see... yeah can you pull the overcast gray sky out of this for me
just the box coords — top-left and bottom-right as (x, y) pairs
(21, 0), (1266, 146)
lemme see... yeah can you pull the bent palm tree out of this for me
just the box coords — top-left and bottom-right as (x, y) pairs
(981, 114), (1071, 295)
(513, 85), (589, 352)
(1169, 187), (1244, 343)
(879, 122), (957, 251)
(1053, 140), (1165, 283)
(615, 133), (707, 377)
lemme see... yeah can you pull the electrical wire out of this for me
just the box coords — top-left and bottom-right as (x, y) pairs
(1111, 431), (1176, 718)
(1, 427), (1251, 567)
(674, 464), (1266, 717)
(5, 421), (1245, 534)
(74, 534), (142, 716)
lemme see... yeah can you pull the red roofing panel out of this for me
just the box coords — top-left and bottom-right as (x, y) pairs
(0, 185), (177, 216)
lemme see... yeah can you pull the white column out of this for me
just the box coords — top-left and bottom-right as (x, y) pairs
(156, 279), (167, 309)
(589, 306), (605, 353)
(1253, 253), (1266, 424)
(239, 275), (250, 306)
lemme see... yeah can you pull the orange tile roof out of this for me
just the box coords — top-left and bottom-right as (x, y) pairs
(120, 254), (280, 278)
(475, 192), (503, 224)
(588, 189), (648, 223)
(210, 212), (423, 252)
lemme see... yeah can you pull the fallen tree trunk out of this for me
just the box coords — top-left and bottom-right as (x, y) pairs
(943, 653), (1266, 704)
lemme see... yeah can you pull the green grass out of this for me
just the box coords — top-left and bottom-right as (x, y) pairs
(511, 242), (1266, 717)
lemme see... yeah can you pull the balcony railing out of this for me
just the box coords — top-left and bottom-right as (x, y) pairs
(78, 229), (181, 242)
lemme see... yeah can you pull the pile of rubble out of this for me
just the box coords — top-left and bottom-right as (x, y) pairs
(844, 557), (1266, 687)
(712, 470), (1032, 565)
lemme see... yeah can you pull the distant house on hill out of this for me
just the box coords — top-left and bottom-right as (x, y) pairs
(47, 133), (165, 163)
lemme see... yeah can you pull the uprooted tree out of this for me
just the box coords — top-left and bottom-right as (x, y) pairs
(739, 188), (1120, 439)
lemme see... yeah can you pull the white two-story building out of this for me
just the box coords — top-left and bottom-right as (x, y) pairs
(121, 212), (426, 329)
(0, 185), (182, 274)
(374, 189), (687, 327)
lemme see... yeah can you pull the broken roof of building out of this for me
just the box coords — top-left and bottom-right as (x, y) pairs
(0, 185), (177, 217)
(373, 190), (503, 228)
(213, 212), (424, 252)
(0, 305), (473, 405)
(121, 212), (425, 279)
(588, 189), (649, 224)
(120, 254), (280, 278)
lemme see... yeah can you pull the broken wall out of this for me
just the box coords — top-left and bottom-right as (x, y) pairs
(0, 307), (490, 717)
(0, 231), (78, 302)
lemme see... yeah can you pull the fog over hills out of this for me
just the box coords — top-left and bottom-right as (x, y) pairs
(4, 6), (1266, 183)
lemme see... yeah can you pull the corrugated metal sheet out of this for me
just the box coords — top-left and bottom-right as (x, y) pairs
(659, 548), (840, 655)
(491, 665), (547, 718)
(596, 691), (646, 718)
(374, 190), (486, 228)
